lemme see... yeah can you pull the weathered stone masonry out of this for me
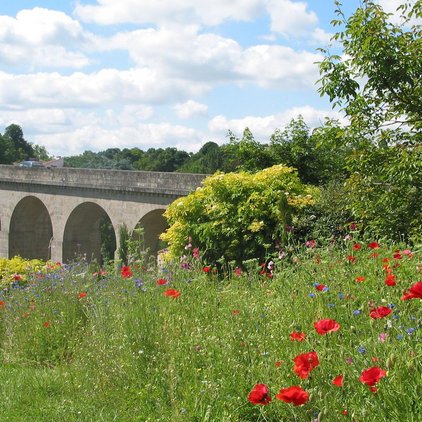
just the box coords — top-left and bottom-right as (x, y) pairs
(0, 165), (205, 263)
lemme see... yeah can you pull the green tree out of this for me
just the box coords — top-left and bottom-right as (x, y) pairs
(318, 0), (422, 241)
(318, 0), (421, 143)
(270, 116), (349, 185)
(221, 128), (273, 173)
(179, 141), (224, 174)
(0, 124), (35, 163)
(161, 165), (317, 266)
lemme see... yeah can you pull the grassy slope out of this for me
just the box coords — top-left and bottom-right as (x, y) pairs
(0, 244), (420, 421)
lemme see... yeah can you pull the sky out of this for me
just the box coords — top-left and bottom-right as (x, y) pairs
(0, 0), (406, 157)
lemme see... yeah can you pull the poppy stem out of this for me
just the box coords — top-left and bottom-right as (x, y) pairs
(259, 407), (269, 422)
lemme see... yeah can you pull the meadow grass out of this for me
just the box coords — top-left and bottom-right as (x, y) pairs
(0, 243), (420, 421)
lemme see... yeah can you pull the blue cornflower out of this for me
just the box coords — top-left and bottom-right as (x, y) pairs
(353, 309), (361, 315)
(309, 293), (316, 298)
(357, 346), (366, 354)
(328, 303), (335, 308)
(407, 328), (416, 335)
(338, 293), (344, 299)
(397, 334), (403, 340)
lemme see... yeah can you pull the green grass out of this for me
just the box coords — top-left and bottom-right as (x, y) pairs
(0, 244), (420, 421)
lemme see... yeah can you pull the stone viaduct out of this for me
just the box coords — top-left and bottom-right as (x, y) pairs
(0, 165), (205, 264)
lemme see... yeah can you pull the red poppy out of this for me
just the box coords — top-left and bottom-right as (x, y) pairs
(332, 375), (344, 387)
(384, 274), (396, 286)
(353, 243), (361, 251)
(121, 266), (133, 278)
(290, 331), (306, 342)
(393, 252), (402, 259)
(275, 360), (284, 367)
(0, 301), (5, 308)
(247, 383), (272, 405)
(78, 292), (87, 299)
(164, 288), (181, 298)
(13, 274), (23, 281)
(346, 255), (356, 263)
(43, 321), (51, 328)
(235, 267), (242, 276)
(401, 281), (422, 301)
(156, 278), (168, 285)
(231, 309), (240, 316)
(369, 306), (392, 319)
(359, 366), (387, 386)
(315, 284), (327, 291)
(202, 266), (211, 273)
(293, 351), (319, 379)
(370, 252), (379, 258)
(342, 410), (348, 416)
(368, 242), (380, 249)
(275, 386), (309, 406)
(355, 276), (365, 283)
(314, 319), (341, 335)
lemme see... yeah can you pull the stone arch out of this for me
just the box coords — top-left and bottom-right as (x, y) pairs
(63, 202), (116, 264)
(133, 209), (168, 256)
(9, 196), (53, 260)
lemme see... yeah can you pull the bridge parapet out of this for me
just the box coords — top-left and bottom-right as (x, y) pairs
(0, 165), (206, 197)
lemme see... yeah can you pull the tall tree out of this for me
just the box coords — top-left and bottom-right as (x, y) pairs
(318, 0), (421, 144)
(318, 0), (422, 241)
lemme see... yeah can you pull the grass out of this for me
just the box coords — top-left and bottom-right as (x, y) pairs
(0, 243), (420, 421)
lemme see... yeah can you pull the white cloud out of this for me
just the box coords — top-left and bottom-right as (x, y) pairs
(0, 68), (208, 109)
(174, 100), (208, 119)
(266, 0), (318, 37)
(0, 8), (91, 69)
(105, 26), (321, 89)
(75, 0), (264, 26)
(208, 106), (345, 141)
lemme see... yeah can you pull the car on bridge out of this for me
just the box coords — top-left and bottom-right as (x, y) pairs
(19, 160), (44, 168)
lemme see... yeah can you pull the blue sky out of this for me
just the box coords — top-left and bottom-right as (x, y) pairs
(0, 0), (404, 157)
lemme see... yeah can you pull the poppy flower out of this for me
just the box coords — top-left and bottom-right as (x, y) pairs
(78, 292), (87, 299)
(369, 306), (392, 319)
(306, 240), (316, 248)
(43, 321), (51, 328)
(368, 242), (380, 249)
(384, 274), (396, 286)
(202, 266), (211, 273)
(393, 252), (402, 260)
(359, 366), (387, 386)
(0, 301), (5, 308)
(164, 288), (181, 298)
(235, 267), (242, 276)
(293, 351), (319, 379)
(353, 243), (361, 251)
(247, 383), (272, 405)
(355, 276), (365, 283)
(314, 319), (341, 335)
(346, 255), (356, 263)
(275, 386), (309, 406)
(332, 375), (344, 387)
(315, 284), (327, 291)
(231, 309), (240, 316)
(156, 278), (168, 285)
(401, 281), (422, 301)
(121, 266), (133, 278)
(290, 331), (306, 342)
(275, 360), (284, 367)
(13, 274), (23, 281)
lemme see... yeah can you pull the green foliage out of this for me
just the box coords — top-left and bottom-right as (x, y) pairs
(317, 0), (422, 242)
(161, 165), (316, 265)
(271, 116), (350, 185)
(318, 0), (422, 141)
(0, 245), (420, 420)
(346, 143), (422, 242)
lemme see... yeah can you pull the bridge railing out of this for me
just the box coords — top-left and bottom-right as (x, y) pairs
(0, 165), (206, 196)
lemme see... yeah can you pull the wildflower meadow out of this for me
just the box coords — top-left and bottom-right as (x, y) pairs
(0, 239), (420, 421)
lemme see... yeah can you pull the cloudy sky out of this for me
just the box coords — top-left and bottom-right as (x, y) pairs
(0, 0), (403, 157)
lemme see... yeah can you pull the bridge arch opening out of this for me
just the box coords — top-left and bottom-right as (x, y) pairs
(133, 209), (168, 257)
(9, 196), (53, 260)
(63, 202), (116, 264)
